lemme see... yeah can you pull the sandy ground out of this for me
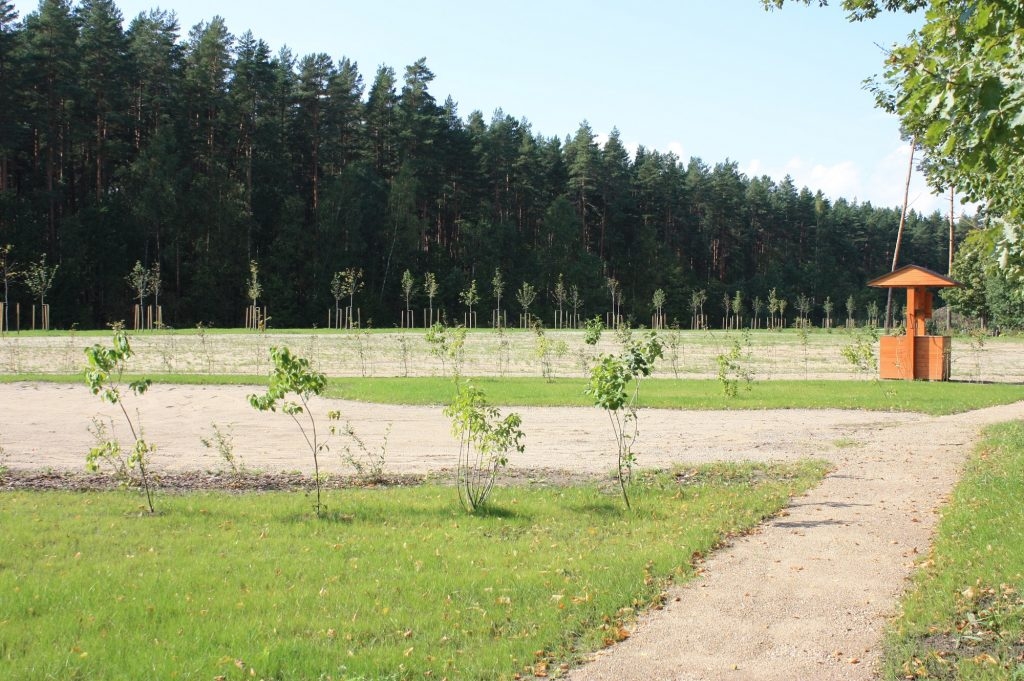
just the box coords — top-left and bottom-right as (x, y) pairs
(1, 382), (1022, 679)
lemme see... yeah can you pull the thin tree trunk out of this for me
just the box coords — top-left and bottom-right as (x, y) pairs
(96, 111), (104, 202)
(948, 186), (955, 275)
(947, 185), (955, 330)
(885, 137), (916, 329)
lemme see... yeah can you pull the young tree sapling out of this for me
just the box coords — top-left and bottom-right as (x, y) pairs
(424, 271), (439, 325)
(400, 269), (415, 325)
(460, 279), (479, 326)
(84, 328), (156, 512)
(585, 331), (663, 509)
(248, 346), (337, 516)
(516, 281), (537, 327)
(491, 268), (505, 327)
(23, 254), (58, 329)
(444, 382), (525, 513)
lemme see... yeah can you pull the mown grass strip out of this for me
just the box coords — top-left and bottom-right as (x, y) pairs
(883, 421), (1024, 680)
(323, 377), (1022, 415)
(1, 373), (1019, 414)
(0, 461), (826, 681)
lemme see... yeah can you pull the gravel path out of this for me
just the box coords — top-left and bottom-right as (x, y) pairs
(1, 382), (1021, 679)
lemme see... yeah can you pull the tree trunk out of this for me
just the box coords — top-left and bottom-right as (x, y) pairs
(885, 137), (916, 329)
(947, 185), (955, 330)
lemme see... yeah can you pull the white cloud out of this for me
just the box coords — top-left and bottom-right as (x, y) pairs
(739, 156), (861, 202)
(592, 132), (641, 161)
(615, 138), (973, 217)
(862, 143), (979, 215)
(739, 146), (975, 216)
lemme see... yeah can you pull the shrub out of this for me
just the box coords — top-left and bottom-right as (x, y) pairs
(444, 382), (524, 512)
(425, 322), (467, 379)
(840, 326), (879, 378)
(716, 332), (754, 398)
(583, 315), (604, 345)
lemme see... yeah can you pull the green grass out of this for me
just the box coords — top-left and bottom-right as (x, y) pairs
(0, 461), (827, 680)
(882, 421), (1024, 680)
(1, 373), (1020, 414)
(321, 377), (1022, 415)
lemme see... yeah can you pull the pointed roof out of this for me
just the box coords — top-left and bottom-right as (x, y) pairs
(867, 264), (961, 289)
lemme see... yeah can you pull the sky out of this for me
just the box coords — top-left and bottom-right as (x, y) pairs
(14, 0), (962, 215)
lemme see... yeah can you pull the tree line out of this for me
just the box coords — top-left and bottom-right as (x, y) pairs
(0, 0), (962, 330)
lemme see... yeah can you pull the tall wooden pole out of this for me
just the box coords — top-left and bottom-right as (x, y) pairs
(885, 137), (916, 329)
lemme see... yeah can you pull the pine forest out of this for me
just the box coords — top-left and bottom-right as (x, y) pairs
(0, 0), (966, 330)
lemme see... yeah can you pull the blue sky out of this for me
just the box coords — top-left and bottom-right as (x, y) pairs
(15, 0), (958, 214)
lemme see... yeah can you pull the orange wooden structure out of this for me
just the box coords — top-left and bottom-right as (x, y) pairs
(867, 265), (960, 381)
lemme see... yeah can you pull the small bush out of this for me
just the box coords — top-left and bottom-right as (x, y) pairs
(444, 382), (524, 512)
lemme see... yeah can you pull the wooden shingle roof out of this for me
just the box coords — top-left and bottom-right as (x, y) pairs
(867, 264), (961, 288)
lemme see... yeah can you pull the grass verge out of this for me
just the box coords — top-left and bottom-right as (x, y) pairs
(0, 461), (826, 680)
(321, 377), (1022, 415)
(882, 421), (1024, 680)
(0, 374), (1020, 414)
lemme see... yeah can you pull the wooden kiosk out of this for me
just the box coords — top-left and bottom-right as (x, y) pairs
(867, 265), (960, 381)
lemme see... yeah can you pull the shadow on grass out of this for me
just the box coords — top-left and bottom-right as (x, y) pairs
(566, 498), (623, 517)
(468, 504), (523, 519)
(272, 508), (357, 524)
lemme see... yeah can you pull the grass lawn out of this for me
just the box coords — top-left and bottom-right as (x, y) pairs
(1, 373), (1020, 415)
(883, 421), (1024, 680)
(0, 461), (826, 680)
(323, 377), (1023, 415)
